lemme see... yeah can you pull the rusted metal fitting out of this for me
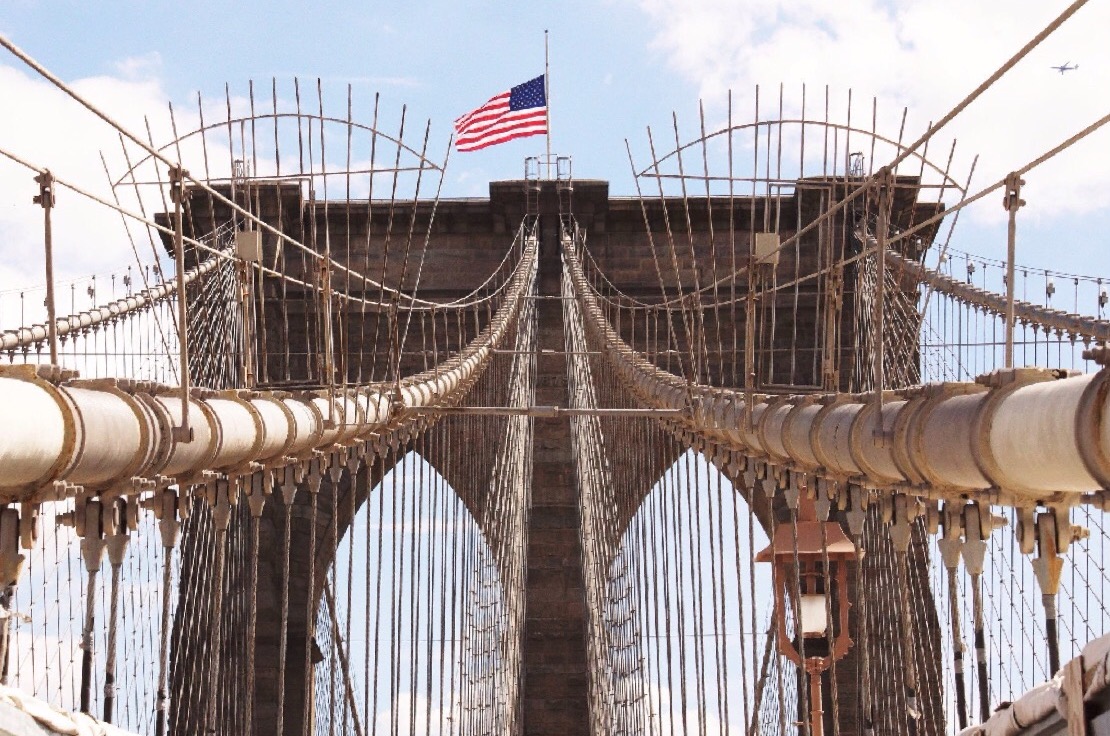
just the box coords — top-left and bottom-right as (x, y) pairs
(1082, 343), (1110, 367)
(1027, 507), (1087, 598)
(1044, 506), (1089, 557)
(726, 451), (746, 480)
(167, 165), (191, 205)
(741, 457), (761, 491)
(937, 502), (964, 569)
(813, 477), (836, 521)
(844, 484), (869, 538)
(345, 447), (363, 477)
(18, 503), (38, 551)
(760, 463), (782, 499)
(104, 499), (131, 568)
(782, 471), (803, 510)
(973, 366), (1068, 390)
(32, 364), (79, 385)
(76, 498), (107, 574)
(305, 457), (325, 494)
(0, 506), (26, 588)
(1002, 172), (1026, 212)
(245, 473), (267, 518)
(867, 166), (895, 203)
(277, 465), (300, 507)
(887, 494), (921, 553)
(961, 503), (993, 576)
(922, 499), (940, 535)
(209, 478), (235, 532)
(1083, 491), (1110, 511)
(32, 170), (55, 209)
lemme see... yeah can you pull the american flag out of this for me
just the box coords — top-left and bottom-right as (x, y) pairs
(454, 75), (548, 152)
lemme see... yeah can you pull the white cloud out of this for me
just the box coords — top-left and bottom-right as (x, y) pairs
(0, 56), (437, 356)
(0, 61), (248, 332)
(632, 0), (1110, 223)
(112, 52), (163, 83)
(0, 64), (177, 298)
(645, 681), (728, 734)
(371, 689), (459, 734)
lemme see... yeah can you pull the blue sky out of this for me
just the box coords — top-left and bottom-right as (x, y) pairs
(1, 0), (1108, 298)
(1, 3), (1107, 729)
(0, 0), (693, 197)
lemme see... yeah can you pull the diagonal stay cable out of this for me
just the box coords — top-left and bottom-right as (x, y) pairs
(0, 141), (520, 320)
(616, 103), (1110, 345)
(0, 33), (442, 309)
(643, 0), (1091, 308)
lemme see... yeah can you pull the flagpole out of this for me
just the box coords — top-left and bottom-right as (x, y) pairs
(545, 29), (551, 179)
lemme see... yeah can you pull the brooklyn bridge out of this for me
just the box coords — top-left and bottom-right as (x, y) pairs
(2, 7), (1110, 736)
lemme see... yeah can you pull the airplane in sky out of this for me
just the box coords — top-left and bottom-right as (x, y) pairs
(1051, 62), (1079, 74)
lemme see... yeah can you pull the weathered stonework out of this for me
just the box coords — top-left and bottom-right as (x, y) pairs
(170, 176), (945, 735)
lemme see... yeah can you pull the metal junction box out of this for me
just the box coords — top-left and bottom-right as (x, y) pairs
(235, 230), (262, 262)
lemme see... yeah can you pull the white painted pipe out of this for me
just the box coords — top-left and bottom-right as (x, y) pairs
(0, 373), (71, 487)
(152, 395), (218, 478)
(0, 244), (537, 502)
(909, 389), (990, 491)
(985, 373), (1102, 495)
(250, 396), (294, 462)
(281, 397), (322, 458)
(63, 384), (153, 488)
(565, 240), (1110, 503)
(206, 397), (262, 471)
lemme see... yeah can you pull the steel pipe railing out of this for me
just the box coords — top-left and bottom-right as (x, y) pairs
(885, 247), (1110, 344)
(563, 233), (1110, 506)
(0, 240), (536, 503)
(0, 247), (231, 353)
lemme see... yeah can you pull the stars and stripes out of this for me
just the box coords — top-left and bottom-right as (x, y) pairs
(454, 75), (548, 152)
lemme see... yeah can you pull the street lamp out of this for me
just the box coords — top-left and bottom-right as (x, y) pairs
(757, 512), (858, 736)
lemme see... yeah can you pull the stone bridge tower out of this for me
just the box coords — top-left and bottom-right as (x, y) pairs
(168, 175), (944, 735)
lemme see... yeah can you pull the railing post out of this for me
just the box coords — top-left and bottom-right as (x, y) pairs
(1022, 507), (1088, 677)
(1003, 173), (1026, 368)
(33, 171), (58, 365)
(169, 166), (193, 442)
(235, 223), (261, 389)
(102, 498), (131, 724)
(964, 502), (1009, 721)
(320, 255), (336, 425)
(871, 168), (894, 443)
(937, 503), (969, 729)
(0, 505), (30, 687)
(57, 497), (106, 716)
(143, 488), (182, 736)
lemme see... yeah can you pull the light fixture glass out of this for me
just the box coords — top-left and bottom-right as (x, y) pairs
(799, 593), (828, 637)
